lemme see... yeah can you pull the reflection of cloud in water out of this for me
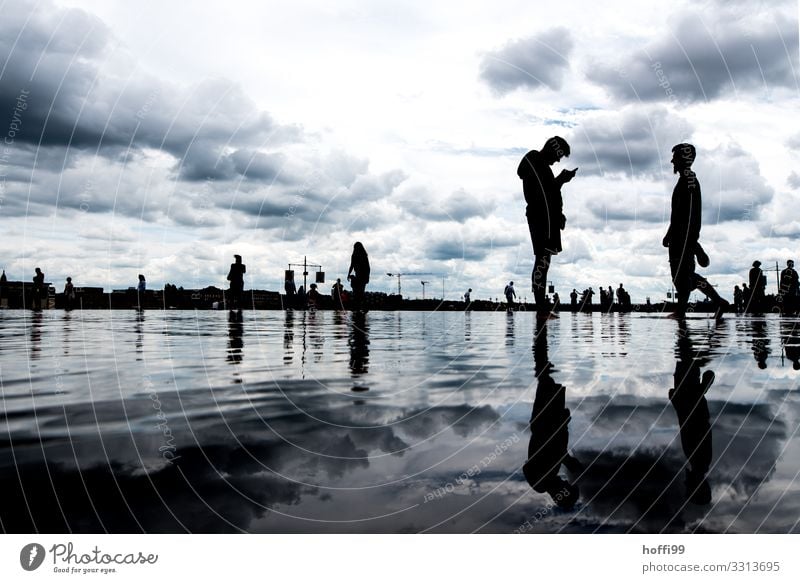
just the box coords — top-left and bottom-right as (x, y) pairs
(566, 398), (786, 532)
(0, 398), (501, 532)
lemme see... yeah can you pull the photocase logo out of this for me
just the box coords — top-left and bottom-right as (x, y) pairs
(20, 543), (46, 571)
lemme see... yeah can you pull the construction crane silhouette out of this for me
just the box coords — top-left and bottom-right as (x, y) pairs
(420, 281), (431, 299)
(386, 272), (433, 296)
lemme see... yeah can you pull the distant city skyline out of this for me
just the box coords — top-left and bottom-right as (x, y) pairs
(1, 0), (798, 302)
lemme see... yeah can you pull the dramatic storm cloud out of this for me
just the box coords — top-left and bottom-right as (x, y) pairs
(480, 28), (574, 94)
(586, 7), (798, 103)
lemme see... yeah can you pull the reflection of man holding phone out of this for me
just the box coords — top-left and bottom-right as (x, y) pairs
(517, 136), (577, 318)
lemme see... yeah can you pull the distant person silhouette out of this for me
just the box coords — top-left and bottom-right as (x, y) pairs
(32, 267), (45, 310)
(347, 242), (370, 312)
(670, 320), (714, 505)
(296, 284), (306, 309)
(331, 278), (344, 308)
(136, 274), (146, 310)
(733, 285), (743, 314)
(504, 281), (516, 311)
(63, 277), (76, 311)
(779, 260), (798, 314)
(284, 273), (296, 297)
(748, 261), (766, 313)
(741, 283), (750, 312)
(523, 322), (580, 509)
(570, 288), (578, 308)
(662, 143), (728, 319)
(552, 292), (560, 309)
(464, 288), (472, 304)
(226, 254), (246, 313)
(518, 136), (577, 319)
(307, 283), (320, 309)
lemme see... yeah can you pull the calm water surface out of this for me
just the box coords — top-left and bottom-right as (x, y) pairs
(1, 309), (799, 533)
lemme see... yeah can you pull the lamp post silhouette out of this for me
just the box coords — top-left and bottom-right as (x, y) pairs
(288, 256), (324, 292)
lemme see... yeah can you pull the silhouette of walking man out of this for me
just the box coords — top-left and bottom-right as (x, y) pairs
(518, 136), (577, 319)
(662, 143), (728, 319)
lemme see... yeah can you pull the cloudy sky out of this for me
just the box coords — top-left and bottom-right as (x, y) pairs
(1, 0), (797, 301)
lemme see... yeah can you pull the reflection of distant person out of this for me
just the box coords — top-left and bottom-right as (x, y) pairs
(748, 261), (765, 313)
(64, 277), (76, 310)
(662, 143), (728, 318)
(518, 136), (577, 319)
(32, 267), (45, 310)
(347, 242), (370, 311)
(523, 322), (580, 509)
(670, 321), (714, 505)
(782, 320), (800, 370)
(348, 311), (370, 376)
(504, 281), (516, 311)
(750, 319), (770, 369)
(779, 260), (798, 314)
(227, 254), (246, 311)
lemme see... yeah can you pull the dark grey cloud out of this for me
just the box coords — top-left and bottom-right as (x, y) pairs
(480, 28), (574, 94)
(0, 0), (410, 234)
(0, 2), (300, 173)
(586, 12), (798, 102)
(567, 105), (693, 177)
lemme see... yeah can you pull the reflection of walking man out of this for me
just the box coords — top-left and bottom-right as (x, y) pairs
(518, 136), (577, 318)
(662, 143), (727, 318)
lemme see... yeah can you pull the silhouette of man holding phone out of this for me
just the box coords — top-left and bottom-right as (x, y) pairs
(518, 136), (577, 319)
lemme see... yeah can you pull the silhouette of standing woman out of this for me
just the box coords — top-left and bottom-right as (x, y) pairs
(518, 136), (577, 319)
(347, 242), (370, 312)
(227, 254), (246, 312)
